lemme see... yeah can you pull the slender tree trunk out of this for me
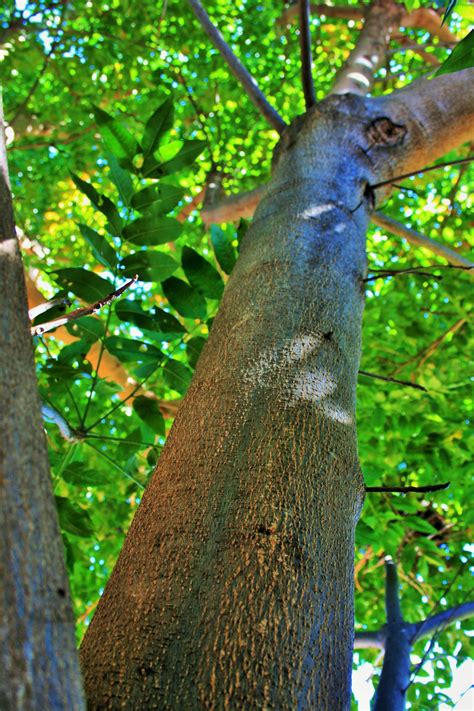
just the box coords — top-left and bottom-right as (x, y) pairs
(80, 74), (474, 709)
(0, 100), (85, 709)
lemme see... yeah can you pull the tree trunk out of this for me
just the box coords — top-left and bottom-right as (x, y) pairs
(80, 75), (474, 709)
(0, 100), (85, 709)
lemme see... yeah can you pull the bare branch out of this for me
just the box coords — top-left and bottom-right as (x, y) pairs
(372, 213), (474, 270)
(298, 0), (316, 108)
(280, 4), (457, 44)
(354, 630), (386, 650)
(41, 403), (78, 442)
(186, 0), (287, 133)
(366, 482), (450, 493)
(330, 0), (403, 96)
(358, 369), (427, 392)
(371, 156), (474, 190)
(364, 267), (442, 282)
(391, 317), (466, 375)
(373, 70), (474, 179)
(365, 263), (472, 282)
(412, 601), (474, 644)
(31, 276), (137, 336)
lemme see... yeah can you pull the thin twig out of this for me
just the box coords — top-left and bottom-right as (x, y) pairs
(186, 0), (286, 133)
(31, 276), (137, 336)
(358, 369), (427, 392)
(365, 263), (473, 282)
(364, 268), (442, 282)
(298, 0), (316, 108)
(391, 317), (466, 376)
(372, 156), (474, 190)
(371, 212), (474, 270)
(366, 482), (450, 493)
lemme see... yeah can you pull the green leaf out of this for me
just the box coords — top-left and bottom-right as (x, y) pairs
(115, 299), (185, 336)
(404, 516), (439, 535)
(92, 105), (139, 166)
(186, 336), (206, 368)
(131, 183), (185, 214)
(52, 268), (113, 302)
(71, 173), (123, 235)
(436, 30), (474, 75)
(162, 277), (207, 320)
(210, 225), (237, 274)
(57, 339), (90, 365)
(141, 97), (174, 157)
(123, 216), (183, 245)
(133, 396), (165, 435)
(105, 336), (162, 363)
(119, 251), (178, 282)
(55, 496), (94, 537)
(163, 359), (192, 394)
(66, 316), (105, 342)
(62, 462), (116, 486)
(145, 140), (206, 178)
(182, 246), (224, 299)
(78, 223), (117, 269)
(107, 153), (134, 207)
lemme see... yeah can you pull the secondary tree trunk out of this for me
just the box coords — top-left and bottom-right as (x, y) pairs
(80, 75), (474, 709)
(0, 100), (85, 709)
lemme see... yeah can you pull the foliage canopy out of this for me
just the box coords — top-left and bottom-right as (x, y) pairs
(2, 1), (473, 707)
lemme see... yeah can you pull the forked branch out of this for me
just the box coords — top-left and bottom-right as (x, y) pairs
(186, 0), (287, 133)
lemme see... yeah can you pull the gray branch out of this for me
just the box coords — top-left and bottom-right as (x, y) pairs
(412, 601), (474, 644)
(354, 630), (386, 650)
(372, 213), (474, 271)
(186, 0), (287, 133)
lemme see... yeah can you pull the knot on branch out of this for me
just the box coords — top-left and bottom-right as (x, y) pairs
(367, 117), (407, 147)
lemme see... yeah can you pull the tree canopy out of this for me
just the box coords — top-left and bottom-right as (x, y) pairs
(2, 1), (473, 707)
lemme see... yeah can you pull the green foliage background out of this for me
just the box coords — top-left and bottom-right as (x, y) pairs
(2, 0), (473, 707)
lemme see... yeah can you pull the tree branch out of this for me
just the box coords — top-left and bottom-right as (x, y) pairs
(373, 70), (474, 181)
(358, 369), (427, 392)
(371, 156), (474, 191)
(298, 0), (316, 108)
(329, 0), (403, 96)
(185, 0), (287, 133)
(354, 630), (386, 650)
(412, 601), (474, 644)
(31, 276), (137, 336)
(280, 4), (457, 44)
(371, 213), (474, 270)
(366, 482), (450, 494)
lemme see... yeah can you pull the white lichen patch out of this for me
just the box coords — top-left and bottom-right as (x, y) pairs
(290, 368), (337, 404)
(320, 400), (353, 425)
(245, 334), (352, 424)
(299, 203), (334, 220)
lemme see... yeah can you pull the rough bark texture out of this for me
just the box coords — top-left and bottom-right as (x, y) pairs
(0, 104), (85, 709)
(80, 85), (444, 709)
(79, 65), (474, 709)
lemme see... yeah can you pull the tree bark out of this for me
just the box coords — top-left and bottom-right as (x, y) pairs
(0, 100), (85, 709)
(80, 74), (474, 709)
